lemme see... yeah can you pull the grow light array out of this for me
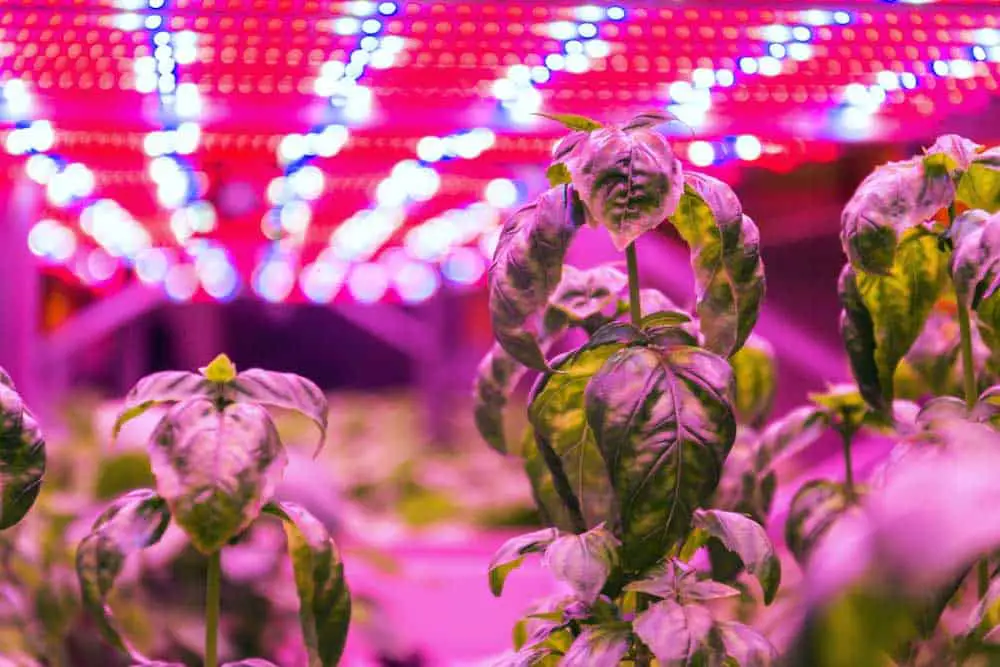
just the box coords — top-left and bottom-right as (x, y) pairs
(1, 0), (999, 304)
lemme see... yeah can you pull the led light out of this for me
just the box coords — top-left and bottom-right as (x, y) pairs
(49, 226), (76, 262)
(607, 6), (625, 20)
(175, 82), (202, 118)
(734, 135), (762, 161)
(144, 14), (163, 29)
(349, 0), (377, 15)
(370, 50), (395, 69)
(900, 72), (918, 89)
(932, 60), (949, 77)
(975, 28), (1000, 47)
(950, 60), (974, 80)
(442, 247), (485, 285)
(530, 66), (551, 84)
(577, 5), (604, 21)
(786, 43), (812, 61)
(792, 26), (812, 41)
(381, 35), (405, 53)
(199, 255), (238, 300)
(64, 163), (95, 198)
(578, 23), (598, 39)
(135, 72), (158, 94)
(25, 154), (57, 184)
(135, 248), (170, 284)
(280, 201), (312, 234)
(802, 9), (833, 25)
(313, 124), (349, 156)
(739, 57), (759, 74)
(157, 173), (189, 209)
(492, 79), (516, 100)
(361, 18), (382, 34)
(715, 70), (735, 87)
(692, 68), (715, 89)
(687, 141), (715, 167)
(394, 261), (439, 303)
(149, 155), (180, 183)
(485, 178), (518, 208)
(584, 39), (610, 59)
(545, 53), (566, 71)
(973, 46), (987, 62)
(3, 80), (32, 117)
(158, 73), (177, 94)
(507, 65), (532, 85)
(409, 167), (441, 201)
(334, 17), (361, 34)
(762, 25), (792, 43)
(549, 21), (577, 41)
(279, 134), (308, 163)
(758, 56), (782, 76)
(833, 11), (851, 25)
(417, 136), (445, 162)
(376, 179), (407, 207)
(844, 82), (868, 106)
(565, 53), (590, 74)
(115, 13), (143, 31)
(87, 248), (117, 282)
(876, 70), (899, 91)
(291, 165), (325, 200)
(254, 260), (296, 303)
(30, 120), (55, 152)
(46, 173), (74, 207)
(769, 43), (787, 59)
(301, 260), (347, 303)
(28, 220), (56, 257)
(174, 122), (201, 155)
(344, 85), (373, 121)
(378, 2), (397, 15)
(348, 263), (388, 303)
(165, 264), (199, 301)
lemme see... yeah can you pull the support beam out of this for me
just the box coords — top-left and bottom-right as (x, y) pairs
(334, 303), (435, 359)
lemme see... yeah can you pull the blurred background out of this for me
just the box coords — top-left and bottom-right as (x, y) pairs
(0, 0), (999, 665)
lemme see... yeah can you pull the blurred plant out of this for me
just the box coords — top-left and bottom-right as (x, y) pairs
(475, 111), (777, 664)
(0, 367), (46, 533)
(76, 354), (349, 667)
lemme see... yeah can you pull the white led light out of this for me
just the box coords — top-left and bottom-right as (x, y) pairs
(564, 52), (589, 74)
(165, 263), (199, 301)
(175, 82), (202, 118)
(734, 135), (762, 161)
(30, 120), (55, 152)
(692, 68), (715, 89)
(394, 261), (439, 304)
(417, 136), (445, 162)
(174, 122), (201, 155)
(786, 43), (813, 61)
(280, 201), (312, 234)
(334, 17), (361, 35)
(278, 134), (308, 164)
(485, 178), (518, 208)
(64, 163), (95, 198)
(291, 165), (325, 200)
(348, 263), (388, 303)
(584, 39), (610, 59)
(548, 21), (577, 41)
(545, 53), (566, 71)
(25, 154), (57, 184)
(758, 56), (782, 76)
(687, 141), (715, 167)
(715, 69), (735, 87)
(313, 124), (349, 156)
(669, 80), (694, 103)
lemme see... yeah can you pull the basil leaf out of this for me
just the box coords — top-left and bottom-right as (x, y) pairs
(967, 575), (1000, 639)
(530, 343), (626, 533)
(951, 210), (1000, 311)
(0, 376), (45, 530)
(230, 369), (329, 453)
(564, 114), (684, 251)
(841, 158), (953, 275)
(488, 528), (561, 597)
(473, 345), (528, 454)
(535, 112), (603, 132)
(692, 508), (781, 604)
(714, 428), (777, 524)
(730, 335), (777, 427)
(561, 626), (631, 667)
(924, 134), (982, 175)
(548, 264), (628, 322)
(785, 480), (850, 566)
(76, 490), (171, 661)
(634, 599), (713, 665)
(113, 371), (214, 438)
(758, 406), (829, 471)
(716, 620), (777, 666)
(148, 398), (286, 553)
(522, 428), (577, 531)
(543, 525), (620, 603)
(957, 146), (1000, 212)
(263, 501), (351, 667)
(585, 344), (736, 573)
(489, 185), (585, 370)
(546, 163), (572, 187)
(837, 265), (883, 411)
(669, 172), (765, 357)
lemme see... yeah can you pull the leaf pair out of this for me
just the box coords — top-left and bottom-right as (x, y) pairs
(950, 210), (1000, 376)
(0, 369), (46, 531)
(77, 492), (350, 666)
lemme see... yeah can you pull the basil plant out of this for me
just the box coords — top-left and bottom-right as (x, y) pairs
(75, 355), (349, 667)
(0, 367), (46, 532)
(475, 112), (776, 665)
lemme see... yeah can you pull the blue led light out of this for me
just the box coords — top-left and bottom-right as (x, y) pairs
(972, 46), (987, 62)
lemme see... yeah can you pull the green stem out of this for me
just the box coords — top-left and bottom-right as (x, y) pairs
(205, 551), (221, 667)
(841, 430), (855, 503)
(626, 243), (642, 326)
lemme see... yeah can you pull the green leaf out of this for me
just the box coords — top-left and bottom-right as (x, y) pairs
(585, 344), (736, 573)
(840, 232), (948, 410)
(264, 501), (351, 667)
(148, 398), (287, 553)
(957, 146), (1000, 213)
(716, 620), (777, 666)
(200, 353), (238, 383)
(669, 172), (765, 357)
(230, 369), (329, 453)
(730, 336), (777, 427)
(113, 371), (214, 438)
(841, 158), (954, 275)
(75, 489), (171, 661)
(809, 386), (870, 439)
(547, 264), (628, 322)
(487, 528), (561, 597)
(0, 376), (45, 530)
(692, 509), (781, 604)
(562, 117), (684, 251)
(489, 185), (585, 370)
(785, 480), (850, 566)
(634, 599), (713, 665)
(473, 345), (528, 454)
(924, 134), (982, 175)
(529, 343), (625, 533)
(535, 112), (603, 132)
(546, 163), (572, 187)
(543, 525), (620, 603)
(561, 626), (631, 667)
(522, 428), (577, 531)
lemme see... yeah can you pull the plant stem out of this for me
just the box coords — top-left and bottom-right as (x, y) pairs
(205, 551), (221, 667)
(841, 430), (855, 503)
(626, 243), (642, 326)
(634, 592), (653, 667)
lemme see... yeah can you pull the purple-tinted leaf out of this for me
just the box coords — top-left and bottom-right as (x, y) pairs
(684, 579), (742, 602)
(231, 368), (329, 453)
(148, 398), (287, 553)
(621, 111), (673, 132)
(634, 599), (713, 665)
(0, 377), (45, 530)
(967, 576), (1000, 638)
(221, 661), (280, 667)
(489, 185), (585, 370)
(264, 501), (351, 667)
(561, 626), (631, 667)
(693, 509), (781, 604)
(637, 288), (679, 315)
(473, 345), (529, 454)
(840, 232), (948, 410)
(585, 344), (736, 573)
(785, 480), (850, 566)
(76, 489), (171, 662)
(957, 146), (1000, 212)
(113, 371), (213, 438)
(841, 158), (953, 275)
(730, 335), (777, 427)
(487, 648), (553, 667)
(522, 429), (578, 531)
(758, 405), (828, 471)
(717, 620), (777, 666)
(951, 210), (1000, 309)
(548, 264), (628, 322)
(903, 302), (963, 396)
(564, 116), (684, 251)
(669, 172), (765, 357)
(488, 528), (561, 597)
(924, 134), (982, 174)
(543, 525), (620, 603)
(530, 343), (625, 533)
(624, 559), (692, 599)
(714, 427), (776, 524)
